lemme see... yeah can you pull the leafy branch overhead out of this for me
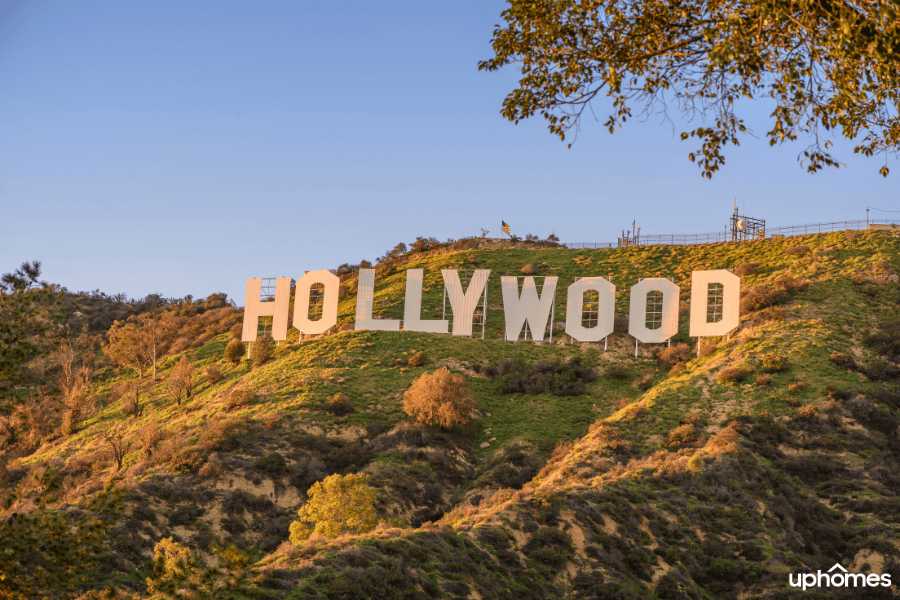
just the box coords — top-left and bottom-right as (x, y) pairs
(479, 0), (900, 178)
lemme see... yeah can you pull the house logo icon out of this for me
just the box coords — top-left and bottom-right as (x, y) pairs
(789, 562), (890, 590)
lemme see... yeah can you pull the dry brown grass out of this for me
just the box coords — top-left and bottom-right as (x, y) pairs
(787, 381), (808, 394)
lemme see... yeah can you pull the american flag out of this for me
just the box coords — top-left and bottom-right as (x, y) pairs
(501, 220), (510, 236)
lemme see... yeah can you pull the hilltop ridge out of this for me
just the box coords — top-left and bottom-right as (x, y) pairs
(3, 229), (900, 599)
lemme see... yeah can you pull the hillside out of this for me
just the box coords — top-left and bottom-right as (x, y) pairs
(3, 229), (900, 599)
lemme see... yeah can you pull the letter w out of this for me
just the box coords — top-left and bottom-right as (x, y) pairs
(500, 276), (558, 342)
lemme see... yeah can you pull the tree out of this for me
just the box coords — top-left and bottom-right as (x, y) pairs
(166, 356), (195, 406)
(101, 427), (133, 471)
(377, 243), (407, 264)
(403, 367), (475, 429)
(479, 0), (900, 178)
(0, 260), (61, 394)
(105, 319), (150, 379)
(289, 473), (379, 544)
(105, 311), (176, 380)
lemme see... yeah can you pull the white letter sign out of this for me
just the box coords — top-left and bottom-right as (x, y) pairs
(242, 277), (291, 342)
(403, 269), (449, 334)
(500, 276), (558, 342)
(689, 269), (740, 337)
(628, 278), (680, 343)
(293, 270), (340, 335)
(354, 269), (400, 331)
(441, 269), (490, 336)
(565, 277), (615, 342)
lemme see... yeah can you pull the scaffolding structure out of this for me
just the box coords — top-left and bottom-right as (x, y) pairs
(730, 204), (766, 242)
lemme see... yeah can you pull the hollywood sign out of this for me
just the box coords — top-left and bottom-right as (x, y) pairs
(241, 269), (740, 345)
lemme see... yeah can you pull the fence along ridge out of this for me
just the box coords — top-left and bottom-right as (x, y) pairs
(563, 219), (900, 249)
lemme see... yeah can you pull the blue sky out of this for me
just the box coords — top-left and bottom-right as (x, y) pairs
(1, 0), (897, 304)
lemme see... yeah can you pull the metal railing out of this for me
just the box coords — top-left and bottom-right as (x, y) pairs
(563, 219), (899, 249)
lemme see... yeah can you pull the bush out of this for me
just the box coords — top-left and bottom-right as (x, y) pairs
(205, 363), (223, 384)
(788, 381), (808, 394)
(403, 368), (475, 429)
(520, 263), (539, 275)
(658, 343), (693, 366)
(761, 353), (788, 373)
(755, 374), (772, 387)
(796, 405), (818, 421)
(408, 351), (426, 367)
(669, 362), (687, 377)
(758, 305), (786, 323)
(224, 339), (244, 366)
(250, 335), (274, 368)
(224, 388), (256, 412)
(665, 423), (703, 450)
(170, 447), (208, 474)
(830, 352), (857, 370)
(785, 244), (811, 256)
(323, 392), (352, 416)
(636, 377), (653, 391)
(489, 356), (598, 395)
(289, 473), (378, 544)
(467, 254), (481, 264)
(716, 366), (752, 384)
(740, 286), (787, 313)
(774, 275), (808, 294)
(733, 262), (760, 277)
(604, 364), (630, 379)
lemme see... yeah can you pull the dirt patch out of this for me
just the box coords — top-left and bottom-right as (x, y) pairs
(851, 549), (886, 573)
(437, 357), (487, 379)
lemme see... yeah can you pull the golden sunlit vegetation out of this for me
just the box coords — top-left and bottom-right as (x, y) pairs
(3, 229), (900, 598)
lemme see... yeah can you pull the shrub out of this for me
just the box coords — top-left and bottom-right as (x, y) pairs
(741, 286), (787, 313)
(761, 353), (788, 373)
(788, 381), (808, 394)
(403, 368), (474, 429)
(604, 364), (630, 379)
(658, 343), (693, 366)
(467, 254), (481, 264)
(636, 377), (653, 391)
(830, 352), (856, 370)
(785, 244), (811, 256)
(758, 306), (786, 323)
(289, 473), (378, 544)
(733, 262), (760, 277)
(323, 392), (352, 416)
(224, 339), (244, 366)
(669, 362), (687, 376)
(698, 338), (718, 357)
(874, 259), (892, 272)
(490, 356), (598, 395)
(716, 366), (752, 384)
(665, 423), (703, 450)
(170, 447), (208, 474)
(205, 363), (223, 384)
(224, 388), (256, 412)
(796, 405), (818, 421)
(408, 351), (426, 367)
(250, 335), (274, 368)
(198, 417), (247, 451)
(863, 320), (900, 362)
(520, 263), (539, 275)
(755, 374), (772, 387)
(774, 275), (808, 294)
